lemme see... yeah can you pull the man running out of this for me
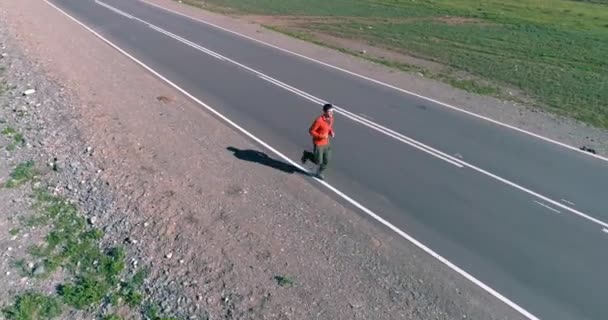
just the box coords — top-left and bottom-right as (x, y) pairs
(301, 103), (335, 179)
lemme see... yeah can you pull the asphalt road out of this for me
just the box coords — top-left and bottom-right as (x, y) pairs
(48, 0), (608, 319)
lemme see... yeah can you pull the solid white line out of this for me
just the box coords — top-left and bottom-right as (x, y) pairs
(602, 228), (608, 234)
(534, 201), (561, 214)
(97, 0), (462, 168)
(96, 0), (135, 19)
(44, 1), (540, 319)
(139, 0), (608, 164)
(257, 74), (465, 165)
(358, 113), (374, 121)
(148, 25), (225, 60)
(254, 75), (464, 168)
(96, 0), (608, 230)
(257, 74), (464, 167)
(257, 74), (323, 103)
(561, 199), (575, 206)
(97, 0), (225, 61)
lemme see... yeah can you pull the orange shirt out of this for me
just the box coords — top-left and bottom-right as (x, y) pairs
(309, 115), (334, 146)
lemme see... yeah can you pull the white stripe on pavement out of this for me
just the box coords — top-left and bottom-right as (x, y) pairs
(96, 0), (608, 231)
(45, 1), (540, 319)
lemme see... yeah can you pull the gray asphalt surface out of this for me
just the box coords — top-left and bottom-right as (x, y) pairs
(50, 0), (608, 319)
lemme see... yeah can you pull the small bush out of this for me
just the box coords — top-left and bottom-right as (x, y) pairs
(2, 292), (62, 320)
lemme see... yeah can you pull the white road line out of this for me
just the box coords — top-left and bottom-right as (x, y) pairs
(602, 228), (608, 234)
(256, 74), (465, 167)
(95, 0), (224, 60)
(96, 0), (135, 19)
(96, 0), (225, 60)
(44, 1), (540, 319)
(148, 25), (225, 60)
(257, 74), (464, 167)
(358, 113), (374, 120)
(98, 0), (463, 168)
(139, 0), (608, 164)
(534, 201), (561, 214)
(561, 199), (575, 206)
(96, 0), (608, 230)
(471, 163), (608, 228)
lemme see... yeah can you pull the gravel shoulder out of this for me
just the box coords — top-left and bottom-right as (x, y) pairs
(0, 0), (529, 319)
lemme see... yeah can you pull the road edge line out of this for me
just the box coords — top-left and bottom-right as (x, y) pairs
(42, 1), (541, 319)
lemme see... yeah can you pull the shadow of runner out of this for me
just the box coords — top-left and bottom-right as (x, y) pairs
(227, 147), (308, 175)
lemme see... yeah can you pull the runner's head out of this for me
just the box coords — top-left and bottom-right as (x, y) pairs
(323, 103), (334, 117)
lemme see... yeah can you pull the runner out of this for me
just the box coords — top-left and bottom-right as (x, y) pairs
(301, 104), (335, 179)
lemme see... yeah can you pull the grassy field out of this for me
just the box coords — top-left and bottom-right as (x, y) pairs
(184, 0), (608, 128)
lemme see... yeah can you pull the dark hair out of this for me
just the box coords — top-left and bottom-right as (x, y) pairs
(323, 103), (334, 112)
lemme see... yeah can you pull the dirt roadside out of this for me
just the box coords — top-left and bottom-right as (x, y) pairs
(0, 0), (526, 319)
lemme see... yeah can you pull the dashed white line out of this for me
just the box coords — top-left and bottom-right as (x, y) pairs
(96, 0), (608, 230)
(534, 201), (561, 214)
(45, 1), (540, 319)
(139, 0), (608, 164)
(602, 228), (608, 234)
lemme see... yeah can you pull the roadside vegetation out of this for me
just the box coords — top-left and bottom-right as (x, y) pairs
(2, 162), (179, 320)
(2, 126), (26, 151)
(182, 0), (608, 128)
(4, 161), (36, 188)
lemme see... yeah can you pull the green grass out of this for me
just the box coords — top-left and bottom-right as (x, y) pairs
(2, 292), (63, 320)
(2, 126), (17, 136)
(3, 174), (189, 319)
(58, 277), (110, 310)
(265, 24), (500, 97)
(9, 228), (20, 236)
(188, 0), (608, 128)
(3, 190), (155, 319)
(143, 304), (161, 319)
(5, 161), (37, 188)
(2, 126), (26, 151)
(143, 303), (179, 320)
(25, 190), (144, 310)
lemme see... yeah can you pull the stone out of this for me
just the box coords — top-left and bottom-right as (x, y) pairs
(33, 264), (45, 276)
